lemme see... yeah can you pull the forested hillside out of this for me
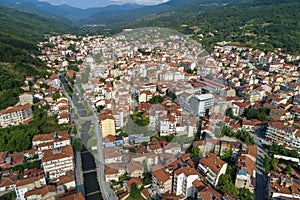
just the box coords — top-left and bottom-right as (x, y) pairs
(110, 0), (300, 54)
(0, 5), (71, 109)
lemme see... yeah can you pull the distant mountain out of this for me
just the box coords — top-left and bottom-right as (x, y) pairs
(81, 0), (255, 25)
(0, 0), (142, 23)
(110, 0), (300, 54)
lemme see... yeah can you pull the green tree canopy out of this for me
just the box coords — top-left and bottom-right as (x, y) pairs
(72, 138), (83, 152)
(132, 112), (150, 127)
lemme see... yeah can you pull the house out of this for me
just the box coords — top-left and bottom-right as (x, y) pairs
(126, 177), (143, 191)
(0, 151), (9, 168)
(105, 165), (121, 182)
(152, 168), (172, 195)
(103, 147), (122, 164)
(49, 74), (61, 89)
(60, 192), (84, 200)
(232, 102), (245, 116)
(0, 175), (17, 193)
(24, 185), (63, 200)
(127, 161), (144, 178)
(198, 153), (227, 186)
(15, 175), (46, 200)
(173, 166), (200, 198)
(58, 112), (70, 124)
(19, 92), (34, 105)
(192, 180), (222, 200)
(56, 171), (76, 190)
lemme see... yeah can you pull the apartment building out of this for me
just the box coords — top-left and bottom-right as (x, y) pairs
(0, 103), (33, 128)
(41, 145), (74, 181)
(32, 131), (70, 158)
(265, 122), (300, 150)
(189, 94), (214, 117)
(198, 153), (227, 187)
(173, 166), (200, 198)
(152, 168), (172, 195)
(99, 113), (116, 137)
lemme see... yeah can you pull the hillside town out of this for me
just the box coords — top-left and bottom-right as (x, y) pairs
(0, 29), (300, 200)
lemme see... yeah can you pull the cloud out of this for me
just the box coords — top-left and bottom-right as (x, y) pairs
(108, 0), (169, 5)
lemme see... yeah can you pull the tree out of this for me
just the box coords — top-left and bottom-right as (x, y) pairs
(142, 172), (152, 185)
(238, 187), (254, 200)
(52, 91), (61, 101)
(99, 78), (106, 83)
(72, 126), (77, 135)
(132, 112), (150, 127)
(221, 148), (233, 163)
(72, 138), (83, 152)
(270, 157), (279, 171)
(191, 147), (200, 158)
(166, 89), (177, 101)
(284, 164), (292, 175)
(225, 107), (234, 119)
(216, 174), (239, 197)
(195, 120), (202, 140)
(119, 131), (129, 137)
(149, 95), (165, 104)
(129, 183), (141, 198)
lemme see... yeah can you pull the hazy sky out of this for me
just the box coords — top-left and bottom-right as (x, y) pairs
(39, 0), (169, 8)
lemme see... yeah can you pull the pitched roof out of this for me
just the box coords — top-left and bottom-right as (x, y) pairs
(127, 177), (143, 190)
(16, 175), (45, 187)
(24, 185), (56, 198)
(200, 153), (226, 175)
(60, 192), (84, 200)
(174, 166), (199, 177)
(41, 145), (73, 163)
(1, 103), (31, 115)
(0, 175), (17, 187)
(152, 168), (171, 183)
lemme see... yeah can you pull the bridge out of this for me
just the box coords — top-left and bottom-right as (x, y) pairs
(83, 169), (97, 174)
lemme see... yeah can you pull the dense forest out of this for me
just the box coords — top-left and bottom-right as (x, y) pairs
(107, 0), (300, 54)
(0, 5), (71, 109)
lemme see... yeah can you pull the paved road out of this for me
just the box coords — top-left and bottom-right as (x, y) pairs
(254, 132), (269, 200)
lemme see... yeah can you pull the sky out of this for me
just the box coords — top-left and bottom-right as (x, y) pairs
(39, 0), (169, 8)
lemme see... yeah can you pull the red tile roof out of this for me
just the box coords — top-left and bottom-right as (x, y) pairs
(60, 192), (84, 200)
(200, 153), (226, 175)
(153, 168), (171, 183)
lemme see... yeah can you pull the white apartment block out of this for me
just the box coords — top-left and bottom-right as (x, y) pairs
(173, 167), (200, 198)
(265, 122), (300, 150)
(0, 103), (33, 128)
(41, 145), (74, 181)
(198, 153), (227, 187)
(189, 94), (214, 117)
